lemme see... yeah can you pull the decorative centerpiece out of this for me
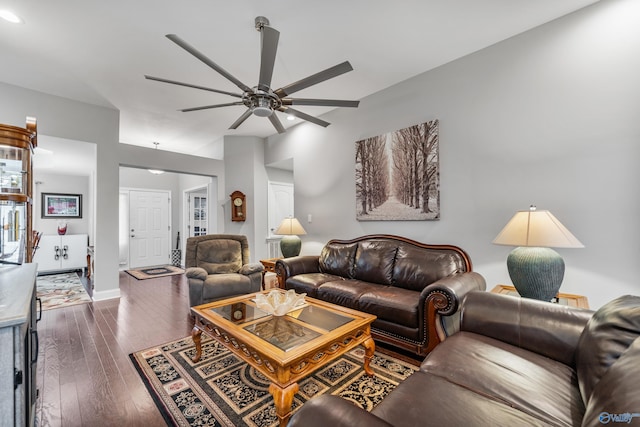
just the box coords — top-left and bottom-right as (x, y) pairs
(57, 220), (67, 235)
(255, 289), (306, 316)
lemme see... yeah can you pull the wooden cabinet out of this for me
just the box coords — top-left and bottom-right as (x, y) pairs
(0, 263), (39, 426)
(33, 234), (88, 273)
(0, 118), (37, 266)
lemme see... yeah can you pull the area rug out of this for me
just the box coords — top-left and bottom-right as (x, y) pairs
(36, 272), (92, 310)
(125, 265), (185, 280)
(130, 335), (418, 427)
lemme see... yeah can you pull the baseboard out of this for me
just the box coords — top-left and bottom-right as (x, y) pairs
(92, 288), (121, 301)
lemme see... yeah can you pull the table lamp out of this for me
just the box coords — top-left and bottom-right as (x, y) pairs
(274, 217), (307, 258)
(493, 205), (583, 301)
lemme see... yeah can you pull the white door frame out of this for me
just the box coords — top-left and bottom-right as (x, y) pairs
(119, 187), (172, 269)
(182, 182), (217, 263)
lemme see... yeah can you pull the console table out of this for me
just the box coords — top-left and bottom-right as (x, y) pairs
(491, 284), (589, 309)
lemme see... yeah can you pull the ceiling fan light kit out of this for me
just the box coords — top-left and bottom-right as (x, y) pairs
(146, 16), (359, 134)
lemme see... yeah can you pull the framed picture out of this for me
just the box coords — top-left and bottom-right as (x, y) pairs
(355, 119), (440, 221)
(41, 193), (82, 218)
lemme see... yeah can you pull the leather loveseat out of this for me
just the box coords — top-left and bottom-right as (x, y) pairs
(275, 234), (486, 356)
(288, 291), (640, 427)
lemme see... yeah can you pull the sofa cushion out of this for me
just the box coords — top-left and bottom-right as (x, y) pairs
(419, 331), (585, 426)
(372, 371), (553, 427)
(358, 286), (419, 328)
(286, 273), (344, 298)
(393, 245), (462, 291)
(196, 239), (243, 274)
(353, 240), (397, 285)
(317, 280), (380, 310)
(318, 242), (357, 278)
(576, 295), (640, 402)
(202, 273), (252, 301)
(581, 337), (640, 427)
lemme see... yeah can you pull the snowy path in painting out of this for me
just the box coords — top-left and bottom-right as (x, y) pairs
(358, 196), (435, 221)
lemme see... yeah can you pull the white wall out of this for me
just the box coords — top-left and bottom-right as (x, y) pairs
(265, 0), (640, 309)
(224, 135), (269, 262)
(33, 173), (90, 236)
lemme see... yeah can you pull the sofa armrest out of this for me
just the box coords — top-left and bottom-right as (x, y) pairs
(422, 272), (487, 316)
(239, 262), (264, 276)
(275, 256), (320, 285)
(460, 291), (594, 366)
(418, 272), (486, 350)
(287, 395), (392, 427)
(185, 267), (207, 281)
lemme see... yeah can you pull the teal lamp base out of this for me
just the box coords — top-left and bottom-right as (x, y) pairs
(507, 247), (565, 301)
(280, 235), (302, 258)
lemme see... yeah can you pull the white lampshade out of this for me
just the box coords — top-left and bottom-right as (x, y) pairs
(493, 206), (583, 249)
(493, 205), (583, 301)
(274, 217), (307, 236)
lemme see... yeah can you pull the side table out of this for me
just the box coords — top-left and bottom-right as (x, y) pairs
(260, 258), (282, 290)
(490, 285), (589, 309)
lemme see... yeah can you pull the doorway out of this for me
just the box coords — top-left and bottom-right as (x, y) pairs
(185, 186), (208, 239)
(124, 189), (171, 268)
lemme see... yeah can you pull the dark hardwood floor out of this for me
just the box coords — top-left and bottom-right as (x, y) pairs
(36, 271), (194, 426)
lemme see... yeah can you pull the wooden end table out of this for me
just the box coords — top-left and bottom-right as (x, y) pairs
(491, 285), (589, 309)
(191, 290), (377, 426)
(260, 258), (281, 290)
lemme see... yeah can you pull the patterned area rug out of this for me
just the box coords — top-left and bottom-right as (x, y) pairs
(125, 265), (185, 280)
(130, 336), (418, 427)
(36, 272), (92, 310)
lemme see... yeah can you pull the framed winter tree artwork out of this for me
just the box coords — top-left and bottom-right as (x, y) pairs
(355, 119), (440, 221)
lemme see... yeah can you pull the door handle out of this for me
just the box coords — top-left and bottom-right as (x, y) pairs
(54, 246), (60, 260)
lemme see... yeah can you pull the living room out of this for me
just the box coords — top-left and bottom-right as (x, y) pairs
(2, 0), (638, 310)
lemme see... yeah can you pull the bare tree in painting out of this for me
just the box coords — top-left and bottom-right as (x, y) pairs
(355, 135), (389, 215)
(356, 120), (439, 221)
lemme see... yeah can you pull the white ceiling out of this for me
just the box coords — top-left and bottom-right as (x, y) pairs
(1, 0), (598, 157)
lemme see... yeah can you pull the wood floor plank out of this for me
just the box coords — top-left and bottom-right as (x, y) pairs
(36, 270), (193, 425)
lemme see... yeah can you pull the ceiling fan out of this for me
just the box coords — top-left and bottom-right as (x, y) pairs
(145, 16), (360, 134)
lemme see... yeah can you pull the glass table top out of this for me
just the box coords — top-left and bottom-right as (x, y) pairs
(208, 299), (354, 352)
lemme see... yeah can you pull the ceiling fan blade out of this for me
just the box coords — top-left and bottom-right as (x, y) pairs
(278, 107), (330, 128)
(268, 113), (286, 134)
(180, 102), (244, 112)
(144, 75), (243, 98)
(274, 61), (354, 98)
(258, 26), (279, 91)
(166, 34), (252, 93)
(229, 109), (253, 129)
(281, 98), (360, 108)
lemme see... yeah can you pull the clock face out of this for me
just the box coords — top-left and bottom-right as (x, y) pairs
(233, 197), (243, 207)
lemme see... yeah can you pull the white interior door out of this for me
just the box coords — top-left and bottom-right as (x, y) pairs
(129, 190), (170, 268)
(187, 188), (208, 238)
(268, 182), (294, 236)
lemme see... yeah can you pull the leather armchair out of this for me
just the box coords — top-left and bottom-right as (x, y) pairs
(185, 234), (263, 307)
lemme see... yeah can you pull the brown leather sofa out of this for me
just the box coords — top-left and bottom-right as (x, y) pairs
(275, 234), (486, 356)
(288, 291), (640, 427)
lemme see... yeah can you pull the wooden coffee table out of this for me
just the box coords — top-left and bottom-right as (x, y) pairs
(190, 290), (377, 426)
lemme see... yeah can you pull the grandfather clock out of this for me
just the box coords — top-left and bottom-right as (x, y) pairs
(230, 191), (246, 221)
